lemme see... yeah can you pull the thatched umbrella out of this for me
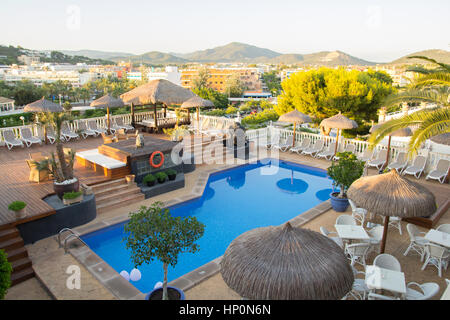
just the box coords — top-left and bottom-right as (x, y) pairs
(347, 169), (436, 253)
(180, 96), (214, 131)
(24, 97), (64, 144)
(320, 112), (358, 156)
(24, 97), (63, 113)
(278, 110), (311, 147)
(430, 133), (450, 146)
(370, 124), (412, 169)
(120, 79), (196, 129)
(90, 94), (124, 132)
(220, 222), (354, 300)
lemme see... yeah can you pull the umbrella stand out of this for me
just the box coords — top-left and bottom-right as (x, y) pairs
(380, 216), (390, 254)
(292, 121), (297, 147)
(334, 129), (340, 156)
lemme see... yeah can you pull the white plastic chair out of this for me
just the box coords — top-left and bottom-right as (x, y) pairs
(289, 137), (310, 154)
(348, 199), (368, 226)
(405, 282), (440, 300)
(436, 224), (450, 234)
(88, 120), (107, 136)
(333, 144), (356, 161)
(403, 224), (428, 261)
(335, 215), (357, 226)
(358, 148), (374, 162)
(422, 243), (449, 277)
(373, 253), (402, 272)
(301, 139), (324, 157)
(61, 123), (79, 141)
(316, 142), (336, 160)
(345, 243), (371, 267)
(367, 149), (388, 170)
(78, 121), (97, 139)
(320, 226), (344, 249)
(387, 151), (408, 174)
(115, 118), (134, 132)
(389, 216), (403, 235)
(364, 225), (384, 254)
(368, 292), (400, 300)
(403, 155), (427, 179)
(2, 129), (24, 150)
(425, 159), (450, 184)
(272, 135), (293, 152)
(343, 266), (370, 300)
(20, 127), (42, 147)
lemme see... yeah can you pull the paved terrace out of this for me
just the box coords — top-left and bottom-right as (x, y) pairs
(3, 136), (450, 300)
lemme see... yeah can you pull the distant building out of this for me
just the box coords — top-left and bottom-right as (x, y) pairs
(0, 97), (16, 114)
(127, 72), (142, 81)
(18, 54), (40, 65)
(147, 66), (181, 86)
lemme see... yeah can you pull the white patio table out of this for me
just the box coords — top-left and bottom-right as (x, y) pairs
(365, 265), (406, 298)
(334, 225), (370, 241)
(425, 229), (450, 248)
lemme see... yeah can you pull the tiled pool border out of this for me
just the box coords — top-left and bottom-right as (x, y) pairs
(65, 157), (332, 300)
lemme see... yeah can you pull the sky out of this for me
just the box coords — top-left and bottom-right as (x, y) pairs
(1, 0), (449, 63)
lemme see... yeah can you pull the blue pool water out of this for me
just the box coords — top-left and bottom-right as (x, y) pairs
(82, 158), (334, 293)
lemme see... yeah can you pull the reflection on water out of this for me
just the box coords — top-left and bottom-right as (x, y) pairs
(204, 185), (215, 200)
(226, 171), (246, 190)
(276, 178), (309, 195)
(315, 188), (335, 201)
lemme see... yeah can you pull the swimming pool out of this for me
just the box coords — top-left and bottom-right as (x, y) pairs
(82, 158), (334, 293)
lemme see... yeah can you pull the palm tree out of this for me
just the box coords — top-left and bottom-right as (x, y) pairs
(369, 56), (449, 156)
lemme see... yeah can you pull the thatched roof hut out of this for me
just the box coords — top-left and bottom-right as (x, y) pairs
(24, 97), (63, 113)
(120, 79), (195, 106)
(180, 96), (214, 109)
(278, 110), (311, 124)
(220, 222), (354, 300)
(320, 112), (358, 130)
(369, 124), (412, 137)
(430, 133), (450, 146)
(90, 94), (124, 109)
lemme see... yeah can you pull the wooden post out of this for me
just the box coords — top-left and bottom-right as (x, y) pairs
(383, 135), (392, 171)
(164, 105), (167, 118)
(380, 216), (390, 254)
(292, 121), (296, 147)
(334, 129), (340, 156)
(130, 103), (135, 128)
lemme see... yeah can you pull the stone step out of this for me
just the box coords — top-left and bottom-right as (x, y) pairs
(90, 178), (126, 193)
(94, 182), (136, 198)
(11, 257), (32, 273)
(97, 193), (145, 214)
(0, 237), (24, 251)
(0, 228), (19, 242)
(4, 247), (29, 262)
(10, 267), (35, 286)
(95, 187), (142, 206)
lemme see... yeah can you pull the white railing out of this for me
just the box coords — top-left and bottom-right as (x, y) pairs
(245, 126), (449, 177)
(383, 104), (439, 122)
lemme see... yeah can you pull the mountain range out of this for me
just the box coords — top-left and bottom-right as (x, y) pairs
(62, 42), (448, 66)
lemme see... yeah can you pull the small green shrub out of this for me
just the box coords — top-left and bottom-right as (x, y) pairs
(143, 174), (156, 183)
(225, 106), (238, 114)
(155, 171), (168, 183)
(0, 249), (12, 299)
(63, 191), (83, 200)
(206, 109), (226, 117)
(8, 201), (26, 212)
(327, 152), (365, 198)
(165, 169), (177, 176)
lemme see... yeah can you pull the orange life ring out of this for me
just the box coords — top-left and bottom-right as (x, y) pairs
(149, 151), (164, 168)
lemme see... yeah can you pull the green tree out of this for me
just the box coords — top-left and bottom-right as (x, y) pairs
(369, 56), (449, 156)
(124, 202), (205, 300)
(262, 71), (282, 96)
(192, 87), (229, 109)
(327, 152), (365, 198)
(276, 67), (395, 124)
(224, 74), (245, 97)
(192, 67), (210, 90)
(0, 249), (12, 299)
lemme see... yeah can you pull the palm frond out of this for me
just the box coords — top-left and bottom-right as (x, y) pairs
(410, 72), (450, 89)
(382, 89), (449, 107)
(407, 56), (450, 72)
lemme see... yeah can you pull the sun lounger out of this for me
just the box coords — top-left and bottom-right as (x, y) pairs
(402, 155), (427, 179)
(272, 135), (294, 152)
(88, 120), (107, 136)
(78, 121), (97, 139)
(46, 125), (63, 144)
(367, 149), (388, 170)
(20, 127), (42, 147)
(301, 139), (324, 157)
(289, 138), (311, 154)
(61, 123), (79, 141)
(333, 144), (356, 160)
(2, 129), (24, 150)
(387, 152), (408, 174)
(316, 142), (337, 160)
(425, 159), (450, 184)
(358, 148), (374, 162)
(203, 121), (226, 137)
(114, 118), (134, 132)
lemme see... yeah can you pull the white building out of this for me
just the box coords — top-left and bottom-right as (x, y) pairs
(127, 72), (142, 81)
(147, 66), (181, 86)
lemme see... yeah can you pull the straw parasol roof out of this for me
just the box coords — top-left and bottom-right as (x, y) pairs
(369, 124), (412, 137)
(347, 169), (436, 218)
(120, 79), (196, 106)
(90, 94), (124, 109)
(220, 222), (354, 300)
(320, 112), (358, 129)
(278, 109), (311, 123)
(24, 97), (63, 113)
(180, 96), (214, 109)
(430, 133), (450, 146)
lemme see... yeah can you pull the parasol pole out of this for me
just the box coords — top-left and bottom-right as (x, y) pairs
(383, 135), (392, 171)
(292, 121), (297, 147)
(380, 216), (390, 254)
(334, 129), (340, 156)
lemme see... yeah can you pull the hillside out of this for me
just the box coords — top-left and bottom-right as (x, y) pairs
(389, 49), (450, 65)
(60, 49), (134, 60)
(111, 51), (188, 64)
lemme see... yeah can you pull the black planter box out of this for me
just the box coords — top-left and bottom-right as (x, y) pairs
(139, 173), (185, 199)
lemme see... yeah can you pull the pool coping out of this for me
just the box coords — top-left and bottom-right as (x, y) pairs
(65, 156), (332, 300)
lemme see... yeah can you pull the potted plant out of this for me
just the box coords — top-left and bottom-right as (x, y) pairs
(165, 169), (177, 181)
(8, 201), (27, 219)
(0, 249), (12, 300)
(62, 191), (83, 206)
(35, 112), (78, 199)
(124, 202), (205, 300)
(155, 171), (168, 184)
(327, 152), (365, 212)
(143, 174), (156, 187)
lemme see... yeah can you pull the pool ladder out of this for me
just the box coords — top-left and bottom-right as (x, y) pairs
(58, 228), (87, 254)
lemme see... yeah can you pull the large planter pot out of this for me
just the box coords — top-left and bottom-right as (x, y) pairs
(157, 177), (167, 184)
(11, 208), (26, 219)
(146, 180), (156, 187)
(167, 173), (176, 181)
(63, 194), (84, 206)
(54, 178), (79, 200)
(145, 286), (185, 300)
(330, 192), (349, 212)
